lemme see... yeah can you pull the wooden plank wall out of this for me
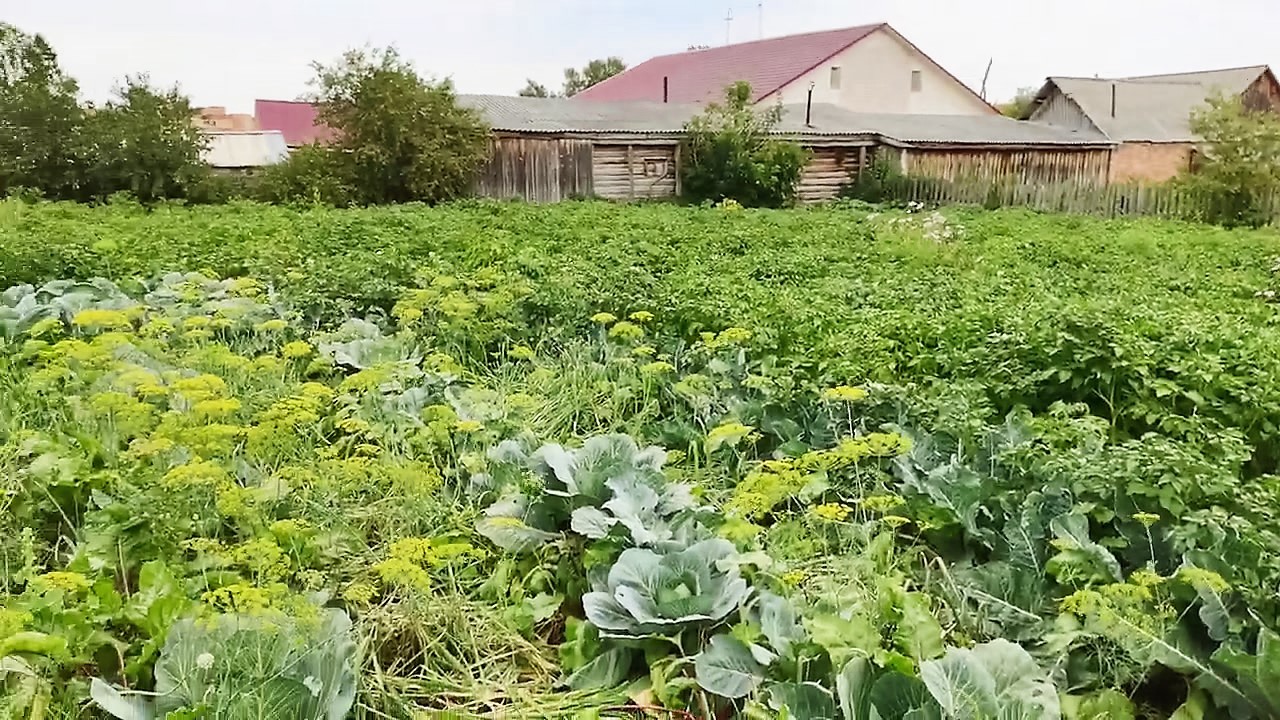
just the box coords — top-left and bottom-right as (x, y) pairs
(902, 147), (1111, 185)
(592, 144), (679, 200)
(472, 137), (593, 202)
(798, 146), (867, 203)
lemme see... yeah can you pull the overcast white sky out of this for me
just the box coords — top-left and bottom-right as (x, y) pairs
(8, 0), (1279, 111)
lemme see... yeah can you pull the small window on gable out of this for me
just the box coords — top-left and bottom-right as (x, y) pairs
(830, 66), (842, 90)
(911, 70), (923, 92)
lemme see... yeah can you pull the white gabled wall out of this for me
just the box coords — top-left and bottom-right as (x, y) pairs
(760, 28), (992, 115)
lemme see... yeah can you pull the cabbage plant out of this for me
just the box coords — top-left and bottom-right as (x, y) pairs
(583, 538), (749, 637)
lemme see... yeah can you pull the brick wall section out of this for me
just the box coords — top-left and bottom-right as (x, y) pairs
(1109, 142), (1194, 183)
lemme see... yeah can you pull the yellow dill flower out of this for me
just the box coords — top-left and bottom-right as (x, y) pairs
(373, 557), (432, 592)
(709, 327), (752, 348)
(1176, 567), (1231, 593)
(632, 345), (656, 358)
(1131, 569), (1166, 587)
(126, 436), (175, 458)
(706, 422), (758, 453)
(71, 309), (132, 331)
(253, 354), (284, 372)
(210, 317), (235, 331)
(253, 319), (289, 333)
(666, 449), (687, 465)
(1060, 589), (1105, 616)
(780, 570), (807, 587)
(880, 515), (912, 529)
(192, 398), (242, 419)
(269, 519), (309, 539)
(172, 373), (228, 402)
(718, 198), (744, 211)
(590, 312), (617, 325)
(342, 582), (376, 606)
(28, 317), (63, 338)
(608, 321), (644, 342)
(163, 459), (228, 487)
(183, 328), (213, 342)
(183, 315), (212, 329)
(202, 582), (278, 614)
(281, 341), (313, 359)
(508, 345), (536, 361)
(454, 419), (484, 433)
(629, 310), (655, 323)
(139, 317), (175, 338)
(34, 571), (91, 594)
(1133, 512), (1161, 528)
(811, 503), (852, 522)
(857, 494), (906, 513)
(822, 385), (869, 403)
(641, 360), (676, 376)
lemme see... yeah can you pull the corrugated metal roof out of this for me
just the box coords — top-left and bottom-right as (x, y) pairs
(573, 24), (884, 104)
(1035, 66), (1268, 142)
(255, 100), (336, 146)
(1122, 65), (1267, 89)
(202, 131), (290, 168)
(458, 94), (1110, 146)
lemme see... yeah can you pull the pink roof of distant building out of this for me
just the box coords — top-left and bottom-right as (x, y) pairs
(254, 99), (336, 146)
(574, 24), (885, 104)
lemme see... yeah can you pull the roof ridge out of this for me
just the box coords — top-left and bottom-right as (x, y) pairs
(1122, 64), (1268, 80)
(643, 22), (886, 61)
(255, 98), (314, 105)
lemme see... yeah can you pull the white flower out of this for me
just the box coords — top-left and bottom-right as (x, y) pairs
(196, 652), (215, 670)
(303, 675), (323, 698)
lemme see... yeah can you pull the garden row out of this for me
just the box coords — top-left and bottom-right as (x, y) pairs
(2, 201), (1280, 718)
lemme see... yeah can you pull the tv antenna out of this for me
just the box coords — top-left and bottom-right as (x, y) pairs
(758, 2), (764, 39)
(724, 8), (734, 45)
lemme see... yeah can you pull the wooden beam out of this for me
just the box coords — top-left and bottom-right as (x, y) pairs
(674, 144), (683, 197)
(627, 145), (636, 199)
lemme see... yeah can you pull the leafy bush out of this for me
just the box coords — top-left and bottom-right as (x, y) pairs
(680, 82), (809, 208)
(1181, 94), (1280, 228)
(301, 46), (491, 206)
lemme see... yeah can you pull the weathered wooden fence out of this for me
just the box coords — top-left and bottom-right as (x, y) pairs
(878, 175), (1280, 224)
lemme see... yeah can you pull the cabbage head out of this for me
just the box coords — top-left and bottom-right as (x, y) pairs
(583, 539), (750, 637)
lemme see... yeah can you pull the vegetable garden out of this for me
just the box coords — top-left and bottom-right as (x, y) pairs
(3, 198), (1280, 719)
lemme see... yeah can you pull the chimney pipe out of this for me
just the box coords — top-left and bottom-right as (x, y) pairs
(806, 82), (815, 127)
(663, 76), (669, 103)
(1111, 82), (1117, 118)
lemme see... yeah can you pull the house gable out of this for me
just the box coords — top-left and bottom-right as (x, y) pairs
(1243, 68), (1280, 112)
(1025, 81), (1104, 135)
(761, 26), (995, 116)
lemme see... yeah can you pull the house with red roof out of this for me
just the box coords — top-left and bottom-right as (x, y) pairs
(574, 23), (996, 117)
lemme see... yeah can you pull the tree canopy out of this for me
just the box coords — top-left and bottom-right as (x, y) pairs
(297, 46), (491, 205)
(517, 57), (626, 98)
(1182, 93), (1280, 227)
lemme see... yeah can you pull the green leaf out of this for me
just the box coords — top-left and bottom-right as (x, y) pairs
(869, 672), (938, 720)
(894, 592), (945, 662)
(1046, 514), (1122, 584)
(755, 591), (804, 658)
(835, 656), (875, 720)
(695, 634), (765, 699)
(919, 639), (1059, 720)
(768, 681), (838, 720)
(566, 647), (633, 690)
(1062, 689), (1135, 720)
(475, 517), (559, 553)
(90, 678), (155, 720)
(805, 613), (878, 666)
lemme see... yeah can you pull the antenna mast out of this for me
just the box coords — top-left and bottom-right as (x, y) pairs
(758, 2), (764, 39)
(724, 8), (734, 45)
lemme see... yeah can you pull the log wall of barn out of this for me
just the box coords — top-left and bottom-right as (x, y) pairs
(592, 144), (679, 200)
(473, 137), (594, 202)
(798, 146), (869, 203)
(901, 147), (1111, 185)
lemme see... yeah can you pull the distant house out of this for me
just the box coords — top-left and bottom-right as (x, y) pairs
(201, 131), (289, 173)
(254, 99), (336, 147)
(194, 107), (258, 132)
(573, 24), (997, 117)
(1023, 65), (1280, 182)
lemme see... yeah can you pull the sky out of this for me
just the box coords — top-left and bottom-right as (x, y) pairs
(8, 0), (1280, 112)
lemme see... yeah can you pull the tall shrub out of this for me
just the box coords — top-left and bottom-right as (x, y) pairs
(680, 82), (809, 208)
(1182, 94), (1280, 228)
(0, 23), (83, 198)
(307, 47), (490, 205)
(79, 75), (208, 203)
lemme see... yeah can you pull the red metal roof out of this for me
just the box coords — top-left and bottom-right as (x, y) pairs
(254, 99), (336, 146)
(574, 24), (885, 104)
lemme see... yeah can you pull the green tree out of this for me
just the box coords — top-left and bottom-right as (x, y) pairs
(0, 23), (83, 198)
(680, 81), (810, 208)
(308, 46), (490, 205)
(80, 75), (207, 202)
(1183, 94), (1280, 227)
(999, 86), (1039, 118)
(518, 79), (554, 98)
(563, 57), (626, 97)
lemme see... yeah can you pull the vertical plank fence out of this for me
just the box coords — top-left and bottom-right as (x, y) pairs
(878, 175), (1280, 225)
